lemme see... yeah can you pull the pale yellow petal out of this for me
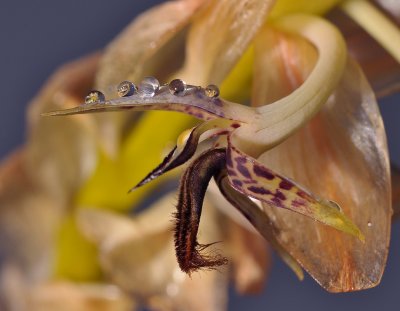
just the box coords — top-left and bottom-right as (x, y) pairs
(77, 192), (176, 249)
(84, 194), (228, 309)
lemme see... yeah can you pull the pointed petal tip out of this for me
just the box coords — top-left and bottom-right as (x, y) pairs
(296, 269), (305, 281)
(127, 186), (137, 194)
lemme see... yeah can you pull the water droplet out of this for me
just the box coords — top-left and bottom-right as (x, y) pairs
(169, 79), (187, 96)
(85, 90), (105, 104)
(204, 84), (220, 98)
(319, 199), (343, 212)
(327, 200), (342, 212)
(138, 76), (160, 97)
(367, 221), (372, 227)
(117, 81), (137, 97)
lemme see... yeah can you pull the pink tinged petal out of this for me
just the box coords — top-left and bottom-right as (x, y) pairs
(214, 171), (304, 281)
(252, 27), (317, 106)
(252, 25), (391, 291)
(226, 136), (365, 242)
(181, 0), (275, 84)
(257, 62), (391, 292)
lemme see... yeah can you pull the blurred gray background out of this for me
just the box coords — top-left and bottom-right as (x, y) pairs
(0, 1), (399, 310)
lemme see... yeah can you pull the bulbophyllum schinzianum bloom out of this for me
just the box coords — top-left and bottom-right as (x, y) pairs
(45, 4), (392, 294)
(3, 0), (400, 309)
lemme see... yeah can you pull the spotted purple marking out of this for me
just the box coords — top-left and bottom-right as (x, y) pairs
(279, 180), (293, 190)
(227, 169), (237, 176)
(297, 190), (313, 201)
(253, 164), (275, 180)
(271, 197), (284, 208)
(243, 179), (257, 184)
(292, 199), (306, 208)
(216, 130), (230, 136)
(231, 123), (241, 129)
(235, 157), (247, 164)
(275, 190), (286, 201)
(247, 186), (271, 195)
(195, 89), (207, 99)
(212, 98), (223, 107)
(231, 179), (243, 187)
(192, 112), (204, 119)
(237, 164), (252, 179)
(226, 149), (233, 168)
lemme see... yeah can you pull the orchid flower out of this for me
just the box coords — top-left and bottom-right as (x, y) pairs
(1, 0), (399, 309)
(44, 0), (393, 293)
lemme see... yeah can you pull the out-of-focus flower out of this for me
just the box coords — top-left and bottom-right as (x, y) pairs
(1, 0), (400, 310)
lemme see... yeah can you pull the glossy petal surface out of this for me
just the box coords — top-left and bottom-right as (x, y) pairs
(182, 0), (275, 84)
(226, 137), (364, 241)
(215, 171), (304, 281)
(253, 28), (391, 292)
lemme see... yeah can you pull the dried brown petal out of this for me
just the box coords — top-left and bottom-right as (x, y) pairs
(225, 218), (271, 294)
(253, 27), (391, 291)
(225, 137), (364, 240)
(0, 149), (59, 283)
(26, 54), (100, 204)
(96, 0), (203, 89)
(82, 192), (228, 309)
(181, 0), (275, 84)
(214, 171), (303, 281)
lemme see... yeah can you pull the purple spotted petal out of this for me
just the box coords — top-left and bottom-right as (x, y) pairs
(214, 170), (304, 280)
(226, 136), (364, 241)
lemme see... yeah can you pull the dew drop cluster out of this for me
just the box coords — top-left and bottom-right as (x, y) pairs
(83, 77), (220, 105)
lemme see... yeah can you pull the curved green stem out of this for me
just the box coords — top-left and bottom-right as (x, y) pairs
(237, 14), (346, 154)
(341, 0), (400, 63)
